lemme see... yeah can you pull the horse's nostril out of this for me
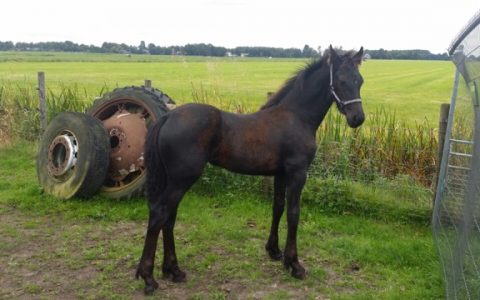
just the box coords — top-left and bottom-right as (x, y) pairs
(356, 114), (365, 125)
(349, 114), (365, 128)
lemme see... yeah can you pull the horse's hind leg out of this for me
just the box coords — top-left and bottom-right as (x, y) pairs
(136, 185), (188, 294)
(161, 202), (185, 282)
(136, 206), (163, 294)
(266, 174), (286, 260)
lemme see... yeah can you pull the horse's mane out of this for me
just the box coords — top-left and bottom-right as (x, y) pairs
(260, 50), (355, 110)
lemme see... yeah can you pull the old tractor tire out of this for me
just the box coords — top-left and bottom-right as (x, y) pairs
(37, 112), (110, 199)
(87, 86), (174, 200)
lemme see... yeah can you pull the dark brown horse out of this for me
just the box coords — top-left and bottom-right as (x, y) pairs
(136, 46), (365, 294)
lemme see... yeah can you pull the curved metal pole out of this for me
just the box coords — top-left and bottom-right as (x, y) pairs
(433, 69), (461, 226)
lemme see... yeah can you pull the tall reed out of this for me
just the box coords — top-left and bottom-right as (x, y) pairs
(1, 83), (441, 188)
(312, 108), (438, 187)
(0, 81), (95, 140)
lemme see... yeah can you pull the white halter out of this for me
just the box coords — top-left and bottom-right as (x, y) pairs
(329, 64), (362, 107)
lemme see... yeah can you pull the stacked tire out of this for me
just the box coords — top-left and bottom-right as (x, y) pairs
(36, 86), (175, 199)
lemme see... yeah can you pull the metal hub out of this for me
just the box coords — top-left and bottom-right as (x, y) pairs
(47, 133), (78, 176)
(102, 109), (148, 182)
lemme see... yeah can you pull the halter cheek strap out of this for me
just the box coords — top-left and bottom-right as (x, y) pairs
(329, 64), (362, 107)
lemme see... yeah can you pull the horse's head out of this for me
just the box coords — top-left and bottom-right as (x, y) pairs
(328, 46), (365, 128)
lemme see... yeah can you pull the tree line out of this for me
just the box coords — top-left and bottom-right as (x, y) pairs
(0, 40), (449, 60)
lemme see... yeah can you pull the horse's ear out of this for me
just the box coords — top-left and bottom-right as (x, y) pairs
(353, 47), (364, 66)
(328, 45), (341, 66)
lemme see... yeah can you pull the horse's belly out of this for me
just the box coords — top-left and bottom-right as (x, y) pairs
(210, 143), (279, 176)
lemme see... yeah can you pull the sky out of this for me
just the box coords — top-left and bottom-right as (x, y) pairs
(1, 0), (478, 54)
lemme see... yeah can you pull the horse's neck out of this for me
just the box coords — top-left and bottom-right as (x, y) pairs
(283, 81), (333, 131)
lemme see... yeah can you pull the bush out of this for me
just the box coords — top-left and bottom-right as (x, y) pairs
(192, 164), (262, 199)
(302, 177), (356, 214)
(302, 176), (431, 225)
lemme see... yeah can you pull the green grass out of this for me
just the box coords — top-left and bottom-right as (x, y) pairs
(0, 140), (443, 299)
(0, 52), (455, 125)
(0, 53), (448, 297)
(0, 52), (452, 186)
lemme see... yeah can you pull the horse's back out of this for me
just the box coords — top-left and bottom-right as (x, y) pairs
(162, 103), (222, 138)
(155, 103), (222, 180)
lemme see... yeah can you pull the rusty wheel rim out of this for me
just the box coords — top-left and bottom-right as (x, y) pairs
(90, 97), (157, 192)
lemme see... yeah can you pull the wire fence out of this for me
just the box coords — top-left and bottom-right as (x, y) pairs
(433, 11), (480, 299)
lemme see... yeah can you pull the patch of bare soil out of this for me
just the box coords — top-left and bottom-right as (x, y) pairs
(0, 206), (141, 299)
(0, 206), (335, 299)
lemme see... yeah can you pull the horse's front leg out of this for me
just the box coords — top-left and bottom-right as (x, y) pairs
(284, 170), (307, 279)
(266, 174), (286, 260)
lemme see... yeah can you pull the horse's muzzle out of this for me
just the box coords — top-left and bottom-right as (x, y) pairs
(347, 111), (365, 128)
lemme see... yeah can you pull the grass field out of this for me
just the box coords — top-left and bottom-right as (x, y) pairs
(0, 141), (442, 299)
(0, 52), (448, 298)
(0, 51), (455, 125)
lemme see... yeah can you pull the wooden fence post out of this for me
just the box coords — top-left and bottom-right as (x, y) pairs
(262, 92), (275, 198)
(144, 79), (152, 90)
(38, 72), (47, 132)
(433, 103), (450, 206)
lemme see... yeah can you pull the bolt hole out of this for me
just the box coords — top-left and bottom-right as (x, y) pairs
(110, 136), (120, 149)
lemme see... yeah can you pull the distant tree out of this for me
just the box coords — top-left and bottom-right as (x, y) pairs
(367, 48), (448, 60)
(0, 40), (450, 60)
(302, 44), (317, 57)
(139, 41), (148, 54)
(0, 41), (14, 51)
(183, 43), (227, 57)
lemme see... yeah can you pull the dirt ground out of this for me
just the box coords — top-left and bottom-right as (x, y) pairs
(0, 205), (329, 300)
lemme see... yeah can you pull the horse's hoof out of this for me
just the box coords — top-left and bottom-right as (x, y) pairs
(283, 259), (306, 279)
(291, 268), (306, 279)
(172, 270), (186, 283)
(163, 266), (186, 283)
(144, 280), (159, 295)
(265, 243), (283, 261)
(291, 265), (306, 280)
(268, 250), (283, 261)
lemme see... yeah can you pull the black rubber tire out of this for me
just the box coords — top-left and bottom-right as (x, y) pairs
(37, 112), (110, 199)
(87, 86), (173, 199)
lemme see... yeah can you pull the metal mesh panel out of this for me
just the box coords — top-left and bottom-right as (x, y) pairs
(434, 11), (480, 300)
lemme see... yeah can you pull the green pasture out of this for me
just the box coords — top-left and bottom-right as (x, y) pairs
(0, 51), (455, 125)
(0, 52), (449, 297)
(0, 141), (442, 299)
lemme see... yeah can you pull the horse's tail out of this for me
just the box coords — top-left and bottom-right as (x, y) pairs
(144, 114), (169, 212)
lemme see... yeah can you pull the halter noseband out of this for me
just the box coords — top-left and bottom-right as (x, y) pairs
(329, 64), (362, 108)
